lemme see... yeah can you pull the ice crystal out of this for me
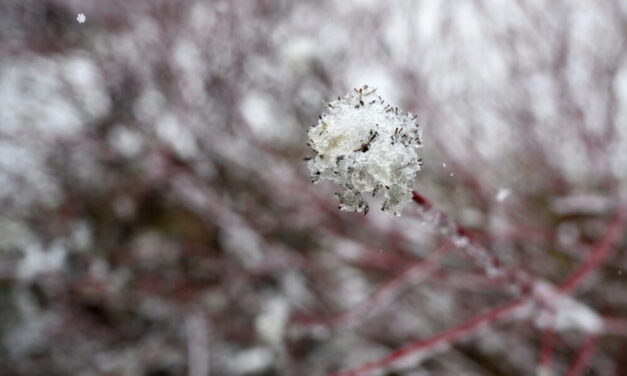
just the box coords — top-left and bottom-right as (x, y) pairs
(496, 188), (511, 202)
(306, 86), (423, 216)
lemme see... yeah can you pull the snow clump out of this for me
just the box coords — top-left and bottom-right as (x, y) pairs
(306, 86), (423, 216)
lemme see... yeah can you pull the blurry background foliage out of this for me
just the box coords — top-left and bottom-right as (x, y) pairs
(0, 0), (627, 375)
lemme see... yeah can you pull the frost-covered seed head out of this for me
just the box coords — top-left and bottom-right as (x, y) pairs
(306, 86), (423, 216)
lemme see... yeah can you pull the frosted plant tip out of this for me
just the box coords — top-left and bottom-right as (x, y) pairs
(306, 85), (423, 216)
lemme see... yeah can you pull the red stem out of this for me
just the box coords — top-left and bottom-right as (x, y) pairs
(559, 211), (625, 293)
(294, 245), (450, 330)
(411, 190), (432, 211)
(537, 327), (556, 372)
(411, 191), (532, 291)
(535, 211), (624, 374)
(328, 297), (528, 376)
(564, 336), (599, 376)
(324, 191), (623, 376)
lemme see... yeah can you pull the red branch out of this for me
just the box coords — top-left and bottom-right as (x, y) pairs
(564, 336), (599, 376)
(327, 297), (528, 376)
(537, 327), (556, 372)
(325, 192), (624, 376)
(559, 211), (625, 293)
(411, 191), (532, 291)
(294, 245), (450, 330)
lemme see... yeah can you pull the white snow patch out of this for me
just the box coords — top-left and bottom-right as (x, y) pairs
(256, 297), (290, 347)
(533, 282), (603, 334)
(18, 242), (67, 280)
(496, 188), (511, 202)
(227, 347), (273, 375)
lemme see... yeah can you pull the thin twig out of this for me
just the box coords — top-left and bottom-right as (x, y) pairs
(559, 211), (626, 293)
(293, 244), (451, 331)
(564, 336), (599, 376)
(328, 297), (529, 376)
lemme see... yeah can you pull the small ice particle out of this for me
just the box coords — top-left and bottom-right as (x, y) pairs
(442, 162), (446, 168)
(453, 236), (469, 248)
(306, 86), (423, 216)
(496, 188), (511, 202)
(76, 13), (86, 24)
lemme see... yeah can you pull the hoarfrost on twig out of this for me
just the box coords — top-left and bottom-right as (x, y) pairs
(306, 85), (423, 216)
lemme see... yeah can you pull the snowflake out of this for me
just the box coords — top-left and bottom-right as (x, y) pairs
(306, 86), (423, 216)
(496, 188), (511, 202)
(76, 13), (86, 24)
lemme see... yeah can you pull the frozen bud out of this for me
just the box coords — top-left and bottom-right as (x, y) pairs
(306, 86), (423, 216)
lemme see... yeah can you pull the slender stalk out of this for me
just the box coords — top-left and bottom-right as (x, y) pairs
(411, 191), (532, 292)
(537, 327), (556, 376)
(293, 244), (451, 331)
(559, 211), (626, 293)
(328, 298), (529, 376)
(564, 336), (599, 376)
(323, 191), (624, 376)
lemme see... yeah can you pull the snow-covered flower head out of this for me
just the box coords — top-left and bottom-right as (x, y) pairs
(306, 86), (423, 216)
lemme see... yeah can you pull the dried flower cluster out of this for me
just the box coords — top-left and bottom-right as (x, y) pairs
(306, 86), (423, 216)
